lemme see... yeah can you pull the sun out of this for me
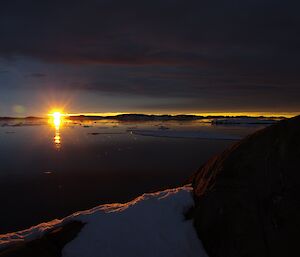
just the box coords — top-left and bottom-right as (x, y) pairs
(52, 111), (62, 120)
(48, 111), (65, 129)
(53, 112), (62, 128)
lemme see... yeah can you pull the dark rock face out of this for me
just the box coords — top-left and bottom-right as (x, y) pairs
(192, 115), (300, 257)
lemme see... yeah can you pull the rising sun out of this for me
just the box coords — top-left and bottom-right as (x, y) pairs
(48, 111), (65, 129)
(52, 111), (62, 120)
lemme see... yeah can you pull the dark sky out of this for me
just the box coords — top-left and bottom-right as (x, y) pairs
(0, 0), (300, 116)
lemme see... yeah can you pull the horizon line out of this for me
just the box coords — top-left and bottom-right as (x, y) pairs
(1, 111), (299, 119)
(62, 111), (299, 118)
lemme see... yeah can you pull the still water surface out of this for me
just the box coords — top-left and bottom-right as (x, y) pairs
(0, 118), (266, 233)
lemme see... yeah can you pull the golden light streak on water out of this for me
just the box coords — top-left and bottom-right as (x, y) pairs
(48, 111), (65, 150)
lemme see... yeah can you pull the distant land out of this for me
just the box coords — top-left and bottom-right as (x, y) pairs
(0, 113), (289, 121)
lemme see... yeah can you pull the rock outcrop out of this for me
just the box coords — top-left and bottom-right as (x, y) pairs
(192, 115), (300, 257)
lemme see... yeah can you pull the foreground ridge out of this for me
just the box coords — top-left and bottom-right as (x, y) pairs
(0, 186), (207, 257)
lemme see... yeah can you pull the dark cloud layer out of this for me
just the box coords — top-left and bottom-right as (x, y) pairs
(26, 73), (47, 78)
(0, 0), (300, 113)
(1, 0), (300, 67)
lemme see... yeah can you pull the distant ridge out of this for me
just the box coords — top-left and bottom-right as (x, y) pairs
(0, 116), (44, 120)
(67, 114), (287, 121)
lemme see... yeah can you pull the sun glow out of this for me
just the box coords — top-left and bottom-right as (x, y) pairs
(52, 112), (62, 129)
(48, 111), (66, 128)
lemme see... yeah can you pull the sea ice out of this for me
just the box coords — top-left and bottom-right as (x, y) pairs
(129, 129), (241, 140)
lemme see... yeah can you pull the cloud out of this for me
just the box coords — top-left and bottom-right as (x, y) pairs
(0, 0), (300, 114)
(26, 73), (47, 78)
(0, 0), (299, 70)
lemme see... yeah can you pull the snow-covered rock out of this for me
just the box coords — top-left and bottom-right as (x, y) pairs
(0, 186), (207, 257)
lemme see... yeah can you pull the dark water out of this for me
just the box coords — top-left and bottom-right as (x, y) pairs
(0, 118), (266, 233)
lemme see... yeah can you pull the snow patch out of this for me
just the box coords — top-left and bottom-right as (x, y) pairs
(63, 186), (207, 257)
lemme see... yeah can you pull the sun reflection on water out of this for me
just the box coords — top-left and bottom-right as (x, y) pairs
(49, 112), (64, 150)
(54, 130), (61, 149)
